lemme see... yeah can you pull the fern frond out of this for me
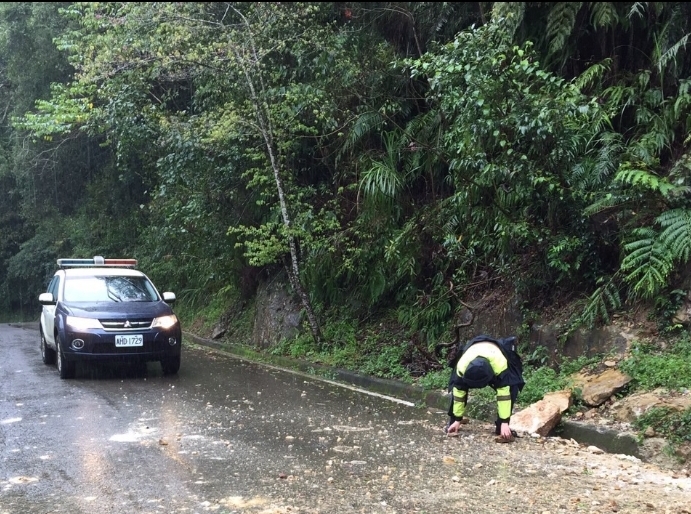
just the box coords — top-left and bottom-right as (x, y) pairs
(545, 2), (583, 54)
(491, 2), (526, 39)
(574, 131), (623, 190)
(657, 208), (691, 262)
(574, 59), (612, 91)
(614, 165), (690, 198)
(590, 2), (618, 29)
(621, 229), (674, 299)
(602, 84), (636, 111)
(405, 110), (442, 148)
(571, 278), (622, 330)
(658, 33), (690, 73)
(627, 2), (646, 20)
(583, 192), (628, 216)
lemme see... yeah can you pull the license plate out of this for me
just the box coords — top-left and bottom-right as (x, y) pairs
(115, 334), (143, 347)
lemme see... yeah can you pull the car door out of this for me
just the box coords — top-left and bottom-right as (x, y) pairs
(41, 275), (60, 346)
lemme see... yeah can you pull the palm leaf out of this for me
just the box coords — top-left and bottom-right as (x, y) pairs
(340, 111), (384, 156)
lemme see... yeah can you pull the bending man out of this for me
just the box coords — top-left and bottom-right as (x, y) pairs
(446, 335), (524, 440)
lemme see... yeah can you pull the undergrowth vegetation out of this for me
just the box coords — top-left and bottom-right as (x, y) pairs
(633, 407), (691, 453)
(619, 337), (691, 391)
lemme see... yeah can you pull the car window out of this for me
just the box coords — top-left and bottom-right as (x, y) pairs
(63, 275), (159, 302)
(48, 276), (60, 297)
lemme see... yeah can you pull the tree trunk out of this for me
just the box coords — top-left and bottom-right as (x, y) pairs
(231, 8), (323, 345)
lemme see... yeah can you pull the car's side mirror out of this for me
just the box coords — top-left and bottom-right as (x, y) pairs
(38, 292), (56, 305)
(162, 292), (176, 304)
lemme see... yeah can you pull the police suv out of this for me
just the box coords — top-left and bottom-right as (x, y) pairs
(38, 257), (182, 378)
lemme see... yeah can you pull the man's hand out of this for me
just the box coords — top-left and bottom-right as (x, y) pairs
(499, 422), (513, 440)
(446, 420), (462, 435)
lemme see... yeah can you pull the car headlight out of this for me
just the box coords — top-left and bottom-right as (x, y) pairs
(66, 316), (102, 330)
(152, 314), (178, 329)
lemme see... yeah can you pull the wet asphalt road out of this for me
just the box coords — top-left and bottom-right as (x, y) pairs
(2, 323), (691, 514)
(0, 323), (439, 514)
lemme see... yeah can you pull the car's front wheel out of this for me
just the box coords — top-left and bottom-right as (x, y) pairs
(161, 355), (180, 376)
(56, 336), (76, 379)
(40, 328), (56, 365)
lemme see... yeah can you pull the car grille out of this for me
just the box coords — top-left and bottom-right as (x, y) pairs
(100, 318), (153, 330)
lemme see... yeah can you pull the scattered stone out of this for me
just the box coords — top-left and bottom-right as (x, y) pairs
(583, 408), (598, 420)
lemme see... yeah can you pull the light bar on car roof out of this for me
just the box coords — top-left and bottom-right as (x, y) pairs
(57, 256), (137, 268)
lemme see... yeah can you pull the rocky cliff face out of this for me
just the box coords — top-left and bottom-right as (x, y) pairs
(249, 274), (642, 360)
(251, 273), (303, 349)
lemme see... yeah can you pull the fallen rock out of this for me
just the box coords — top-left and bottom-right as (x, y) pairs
(610, 391), (691, 422)
(510, 400), (561, 436)
(543, 390), (573, 413)
(571, 368), (632, 407)
(211, 325), (226, 339)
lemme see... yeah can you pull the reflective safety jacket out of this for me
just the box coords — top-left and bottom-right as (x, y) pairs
(450, 336), (524, 424)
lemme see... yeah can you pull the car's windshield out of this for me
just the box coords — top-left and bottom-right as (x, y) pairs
(63, 275), (159, 302)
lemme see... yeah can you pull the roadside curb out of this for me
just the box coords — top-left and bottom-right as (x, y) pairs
(183, 331), (448, 409)
(183, 331), (642, 458)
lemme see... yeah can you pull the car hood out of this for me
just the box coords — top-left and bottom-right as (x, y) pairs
(61, 301), (174, 319)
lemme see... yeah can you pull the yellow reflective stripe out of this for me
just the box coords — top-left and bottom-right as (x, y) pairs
(453, 390), (467, 403)
(496, 385), (511, 419)
(452, 387), (467, 418)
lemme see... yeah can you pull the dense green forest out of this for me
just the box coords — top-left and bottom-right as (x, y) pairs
(1, 2), (690, 357)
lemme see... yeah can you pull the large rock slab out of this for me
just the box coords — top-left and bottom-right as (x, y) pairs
(610, 390), (691, 422)
(543, 390), (573, 413)
(571, 368), (632, 407)
(510, 399), (562, 436)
